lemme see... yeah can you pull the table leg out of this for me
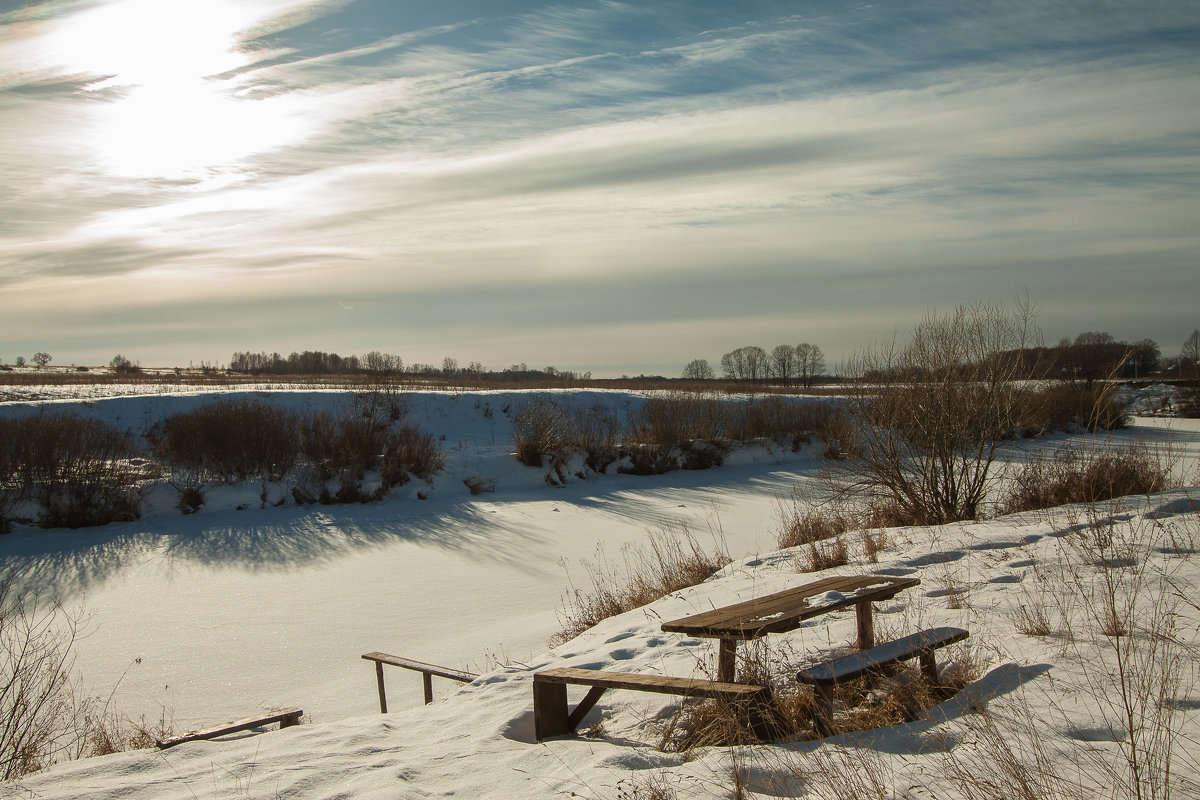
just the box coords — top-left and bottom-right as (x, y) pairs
(718, 639), (737, 683)
(855, 600), (875, 650)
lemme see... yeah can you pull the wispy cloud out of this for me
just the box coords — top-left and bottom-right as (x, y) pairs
(2, 0), (1199, 371)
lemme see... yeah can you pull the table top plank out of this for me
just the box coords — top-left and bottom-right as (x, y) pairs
(661, 575), (920, 640)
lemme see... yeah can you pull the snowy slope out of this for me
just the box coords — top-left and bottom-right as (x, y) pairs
(2, 391), (1198, 799)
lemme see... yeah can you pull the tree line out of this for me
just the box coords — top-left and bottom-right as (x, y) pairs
(680, 328), (1200, 386)
(683, 343), (826, 386)
(227, 350), (591, 382)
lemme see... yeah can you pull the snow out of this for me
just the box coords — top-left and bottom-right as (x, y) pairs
(2, 389), (1199, 799)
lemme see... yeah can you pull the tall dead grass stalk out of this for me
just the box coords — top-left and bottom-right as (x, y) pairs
(551, 519), (730, 647)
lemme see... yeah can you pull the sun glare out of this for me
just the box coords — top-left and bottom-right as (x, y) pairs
(44, 0), (307, 180)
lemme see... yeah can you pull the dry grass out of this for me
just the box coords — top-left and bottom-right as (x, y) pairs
(932, 701), (1095, 800)
(152, 400), (300, 484)
(0, 581), (175, 779)
(999, 443), (1172, 515)
(935, 573), (969, 610)
(657, 637), (983, 755)
(1011, 598), (1053, 637)
(551, 520), (730, 647)
(462, 474), (496, 495)
(861, 529), (887, 563)
(798, 536), (850, 573)
(657, 641), (813, 753)
(777, 506), (857, 549)
(613, 774), (680, 800)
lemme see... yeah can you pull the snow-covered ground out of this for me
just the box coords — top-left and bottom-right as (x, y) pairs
(2, 389), (1198, 799)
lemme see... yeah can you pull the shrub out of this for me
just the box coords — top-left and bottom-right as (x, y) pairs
(998, 444), (1172, 515)
(629, 394), (728, 447)
(1024, 384), (1130, 434)
(569, 405), (622, 473)
(0, 580), (175, 778)
(152, 401), (299, 483)
(619, 444), (680, 475)
(731, 396), (827, 449)
(381, 423), (445, 487)
(0, 579), (78, 779)
(3, 414), (143, 529)
(831, 299), (1043, 524)
(1176, 383), (1200, 418)
(299, 413), (386, 484)
(678, 440), (729, 470)
(512, 398), (569, 467)
(0, 419), (21, 533)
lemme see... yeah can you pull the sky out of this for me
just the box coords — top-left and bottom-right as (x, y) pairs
(1, 0), (1198, 376)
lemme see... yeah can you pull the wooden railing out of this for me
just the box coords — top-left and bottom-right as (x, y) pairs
(361, 652), (477, 713)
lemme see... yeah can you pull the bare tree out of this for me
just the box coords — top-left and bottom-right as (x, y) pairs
(0, 580), (81, 780)
(363, 351), (403, 375)
(830, 299), (1042, 524)
(744, 346), (768, 381)
(1061, 331), (1128, 389)
(719, 349), (745, 380)
(31, 352), (51, 369)
(108, 354), (140, 375)
(1128, 339), (1160, 378)
(770, 345), (796, 384)
(795, 343), (826, 388)
(682, 359), (715, 380)
(357, 351), (407, 422)
(1183, 329), (1200, 377)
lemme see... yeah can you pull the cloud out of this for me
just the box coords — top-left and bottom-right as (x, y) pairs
(2, 0), (1199, 372)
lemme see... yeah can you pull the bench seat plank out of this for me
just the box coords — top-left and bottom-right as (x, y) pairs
(797, 627), (969, 684)
(534, 667), (773, 741)
(797, 626), (969, 736)
(535, 667), (767, 699)
(156, 708), (303, 749)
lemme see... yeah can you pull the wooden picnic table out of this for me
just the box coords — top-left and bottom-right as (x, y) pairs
(660, 574), (921, 682)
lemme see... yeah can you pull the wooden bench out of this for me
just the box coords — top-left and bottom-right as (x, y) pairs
(362, 652), (478, 712)
(796, 626), (969, 736)
(533, 667), (774, 741)
(156, 708), (303, 749)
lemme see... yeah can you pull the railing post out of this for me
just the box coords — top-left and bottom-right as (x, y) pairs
(375, 660), (388, 713)
(422, 672), (434, 704)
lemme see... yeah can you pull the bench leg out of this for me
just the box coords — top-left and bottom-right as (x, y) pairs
(919, 650), (939, 683)
(733, 688), (776, 741)
(567, 686), (607, 732)
(811, 682), (835, 737)
(375, 661), (388, 714)
(533, 681), (571, 741)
